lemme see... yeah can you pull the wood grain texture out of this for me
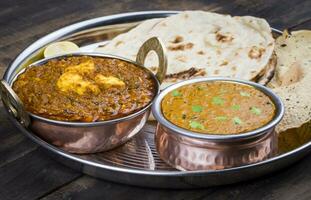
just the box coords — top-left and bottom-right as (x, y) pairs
(0, 148), (81, 200)
(0, 105), (37, 168)
(0, 0), (310, 199)
(41, 176), (215, 200)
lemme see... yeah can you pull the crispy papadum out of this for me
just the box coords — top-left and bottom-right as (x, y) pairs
(269, 30), (311, 150)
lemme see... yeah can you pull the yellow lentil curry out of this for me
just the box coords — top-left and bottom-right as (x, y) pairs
(161, 81), (276, 134)
(13, 56), (156, 122)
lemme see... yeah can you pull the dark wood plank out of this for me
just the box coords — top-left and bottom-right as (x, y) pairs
(290, 19), (311, 30)
(0, 105), (38, 168)
(41, 175), (215, 200)
(0, 147), (81, 200)
(219, 0), (311, 29)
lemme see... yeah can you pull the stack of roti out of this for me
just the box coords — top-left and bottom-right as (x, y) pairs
(96, 11), (275, 88)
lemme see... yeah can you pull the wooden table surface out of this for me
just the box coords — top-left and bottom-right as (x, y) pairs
(0, 0), (310, 199)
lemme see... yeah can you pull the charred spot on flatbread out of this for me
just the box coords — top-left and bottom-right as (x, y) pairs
(215, 32), (234, 43)
(197, 50), (205, 55)
(213, 70), (220, 75)
(220, 60), (229, 66)
(115, 41), (124, 47)
(248, 46), (266, 59)
(171, 36), (184, 43)
(175, 55), (187, 63)
(183, 13), (189, 19)
(165, 68), (206, 80)
(168, 42), (194, 51)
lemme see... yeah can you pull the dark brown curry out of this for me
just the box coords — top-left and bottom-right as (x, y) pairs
(13, 56), (156, 122)
(161, 81), (276, 134)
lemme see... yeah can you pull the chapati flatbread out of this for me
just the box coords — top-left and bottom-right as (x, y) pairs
(96, 11), (275, 88)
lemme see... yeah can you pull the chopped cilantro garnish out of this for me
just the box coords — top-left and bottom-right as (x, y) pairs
(240, 91), (251, 97)
(172, 90), (182, 97)
(250, 106), (261, 115)
(197, 86), (203, 91)
(192, 105), (203, 112)
(233, 117), (243, 125)
(215, 116), (228, 121)
(212, 96), (224, 105)
(189, 121), (205, 130)
(231, 104), (240, 110)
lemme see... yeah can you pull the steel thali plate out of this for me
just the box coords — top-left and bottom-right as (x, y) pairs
(3, 11), (311, 188)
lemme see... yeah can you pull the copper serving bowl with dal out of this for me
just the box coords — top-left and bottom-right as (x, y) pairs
(0, 37), (167, 154)
(152, 78), (284, 171)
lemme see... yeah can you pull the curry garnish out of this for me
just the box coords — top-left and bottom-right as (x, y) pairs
(212, 96), (224, 105)
(250, 106), (262, 115)
(189, 120), (205, 130)
(233, 117), (243, 125)
(172, 90), (182, 97)
(192, 105), (203, 112)
(231, 104), (241, 111)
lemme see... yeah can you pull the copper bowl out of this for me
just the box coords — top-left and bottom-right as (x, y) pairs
(0, 37), (167, 154)
(152, 78), (284, 171)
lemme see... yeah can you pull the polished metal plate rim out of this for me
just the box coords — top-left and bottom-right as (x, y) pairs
(2, 10), (310, 188)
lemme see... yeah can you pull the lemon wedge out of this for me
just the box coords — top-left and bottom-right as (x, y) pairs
(44, 41), (79, 58)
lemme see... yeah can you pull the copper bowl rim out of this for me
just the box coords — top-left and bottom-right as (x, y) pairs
(10, 52), (161, 127)
(152, 77), (284, 141)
